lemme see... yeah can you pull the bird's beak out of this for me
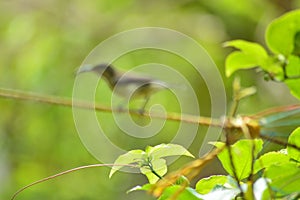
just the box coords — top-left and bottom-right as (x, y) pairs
(76, 64), (95, 75)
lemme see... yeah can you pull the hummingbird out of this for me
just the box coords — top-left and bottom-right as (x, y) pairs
(77, 63), (169, 113)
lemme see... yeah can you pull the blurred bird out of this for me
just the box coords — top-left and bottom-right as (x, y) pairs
(77, 63), (169, 113)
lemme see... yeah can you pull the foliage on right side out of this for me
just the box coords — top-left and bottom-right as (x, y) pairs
(225, 9), (300, 99)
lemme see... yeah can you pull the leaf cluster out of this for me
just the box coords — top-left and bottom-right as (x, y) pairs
(225, 10), (300, 99)
(122, 128), (300, 200)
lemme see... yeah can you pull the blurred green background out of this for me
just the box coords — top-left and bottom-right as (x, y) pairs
(1, 1), (300, 199)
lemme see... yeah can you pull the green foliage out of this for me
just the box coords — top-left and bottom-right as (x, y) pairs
(201, 137), (299, 199)
(253, 151), (290, 174)
(158, 186), (202, 200)
(212, 139), (263, 180)
(109, 144), (194, 183)
(287, 127), (300, 161)
(205, 130), (300, 199)
(127, 131), (299, 200)
(225, 9), (300, 99)
(263, 163), (300, 199)
(266, 10), (300, 55)
(196, 175), (241, 199)
(127, 183), (153, 193)
(196, 128), (300, 199)
(195, 175), (228, 194)
(130, 182), (202, 200)
(224, 40), (269, 77)
(129, 184), (202, 200)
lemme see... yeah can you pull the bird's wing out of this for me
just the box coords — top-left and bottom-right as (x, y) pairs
(116, 72), (169, 88)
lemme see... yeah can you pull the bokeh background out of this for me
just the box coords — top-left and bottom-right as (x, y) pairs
(1, 1), (300, 199)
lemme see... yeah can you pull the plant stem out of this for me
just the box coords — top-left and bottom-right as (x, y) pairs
(11, 163), (137, 200)
(148, 163), (163, 180)
(0, 87), (222, 127)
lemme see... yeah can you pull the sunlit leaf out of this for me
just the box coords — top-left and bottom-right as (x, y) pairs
(287, 127), (300, 162)
(140, 159), (167, 184)
(196, 176), (240, 200)
(146, 143), (194, 160)
(150, 148), (223, 197)
(286, 55), (300, 77)
(195, 175), (228, 194)
(283, 55), (300, 99)
(262, 163), (300, 199)
(127, 183), (153, 193)
(212, 139), (263, 180)
(159, 186), (203, 200)
(266, 9), (300, 55)
(253, 151), (290, 174)
(109, 150), (145, 178)
(285, 79), (300, 100)
(261, 56), (285, 81)
(224, 40), (268, 77)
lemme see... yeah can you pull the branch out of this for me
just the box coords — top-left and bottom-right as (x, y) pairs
(0, 87), (223, 127)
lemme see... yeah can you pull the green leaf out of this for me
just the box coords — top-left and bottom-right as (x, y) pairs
(140, 159), (167, 184)
(127, 183), (153, 193)
(213, 139), (263, 180)
(284, 55), (300, 99)
(266, 9), (300, 55)
(159, 186), (203, 200)
(200, 188), (240, 200)
(286, 55), (300, 77)
(287, 127), (300, 162)
(224, 40), (268, 77)
(262, 163), (300, 198)
(146, 143), (194, 160)
(195, 175), (228, 194)
(109, 150), (145, 178)
(109, 144), (193, 181)
(253, 151), (290, 174)
(285, 79), (300, 100)
(196, 176), (240, 200)
(209, 141), (226, 149)
(261, 56), (285, 80)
